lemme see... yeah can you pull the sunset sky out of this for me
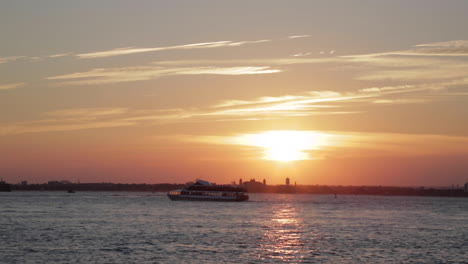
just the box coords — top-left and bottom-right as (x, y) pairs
(1, 0), (468, 186)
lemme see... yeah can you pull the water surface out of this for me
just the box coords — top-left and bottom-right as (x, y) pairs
(1, 192), (467, 263)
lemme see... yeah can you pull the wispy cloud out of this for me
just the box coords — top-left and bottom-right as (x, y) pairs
(354, 61), (468, 82)
(0, 80), (445, 136)
(154, 57), (339, 67)
(48, 53), (73, 58)
(0, 83), (25, 90)
(319, 50), (336, 55)
(415, 40), (468, 48)
(288, 35), (310, 39)
(338, 40), (468, 86)
(76, 39), (270, 59)
(0, 120), (135, 136)
(5, 39), (468, 137)
(344, 40), (468, 59)
(0, 35), (314, 65)
(0, 53), (72, 65)
(399, 40), (468, 56)
(292, 52), (312, 57)
(0, 106), (199, 136)
(371, 98), (431, 104)
(0, 91), (356, 136)
(45, 108), (128, 117)
(201, 81), (446, 120)
(47, 66), (281, 85)
(0, 107), (133, 136)
(0, 36), (310, 64)
(0, 56), (24, 64)
(176, 66), (280, 75)
(359, 85), (415, 93)
(204, 91), (371, 118)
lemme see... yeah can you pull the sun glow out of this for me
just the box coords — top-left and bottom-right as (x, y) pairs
(238, 130), (329, 161)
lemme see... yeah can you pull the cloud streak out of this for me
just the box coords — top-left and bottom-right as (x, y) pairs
(288, 35), (310, 39)
(0, 120), (135, 136)
(76, 39), (270, 59)
(0, 38), (273, 65)
(47, 66), (281, 85)
(0, 83), (25, 90)
(45, 108), (128, 117)
(5, 39), (468, 137)
(292, 52), (312, 57)
(335, 40), (468, 87)
(0, 56), (24, 64)
(0, 79), (451, 137)
(0, 107), (134, 136)
(48, 53), (73, 58)
(205, 91), (363, 118)
(344, 40), (468, 58)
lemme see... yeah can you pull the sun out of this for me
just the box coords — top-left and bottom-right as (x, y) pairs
(240, 130), (328, 162)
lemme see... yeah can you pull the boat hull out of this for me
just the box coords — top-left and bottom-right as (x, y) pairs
(167, 194), (248, 202)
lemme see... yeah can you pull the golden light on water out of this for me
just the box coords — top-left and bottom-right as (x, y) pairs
(237, 130), (331, 161)
(258, 203), (305, 261)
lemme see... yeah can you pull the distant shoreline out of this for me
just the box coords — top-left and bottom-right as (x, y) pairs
(7, 183), (468, 198)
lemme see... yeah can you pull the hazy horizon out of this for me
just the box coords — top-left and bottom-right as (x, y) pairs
(10, 179), (466, 189)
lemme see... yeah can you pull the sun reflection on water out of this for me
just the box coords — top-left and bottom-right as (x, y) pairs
(258, 204), (307, 261)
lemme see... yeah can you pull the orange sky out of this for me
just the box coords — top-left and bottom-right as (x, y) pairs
(1, 1), (468, 186)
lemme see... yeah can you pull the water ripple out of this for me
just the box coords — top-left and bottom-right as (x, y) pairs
(0, 192), (467, 263)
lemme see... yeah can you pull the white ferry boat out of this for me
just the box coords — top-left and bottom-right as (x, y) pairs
(167, 179), (249, 202)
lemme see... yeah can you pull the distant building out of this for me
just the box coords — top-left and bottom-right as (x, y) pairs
(244, 178), (265, 192)
(286, 177), (290, 186)
(465, 182), (468, 192)
(21, 181), (28, 185)
(239, 178), (243, 186)
(48, 181), (61, 185)
(263, 179), (266, 185)
(47, 180), (72, 185)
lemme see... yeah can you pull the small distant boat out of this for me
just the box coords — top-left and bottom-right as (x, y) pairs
(0, 179), (12, 192)
(67, 190), (75, 193)
(168, 179), (249, 202)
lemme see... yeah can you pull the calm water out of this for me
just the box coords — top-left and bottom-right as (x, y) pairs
(1, 192), (467, 263)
